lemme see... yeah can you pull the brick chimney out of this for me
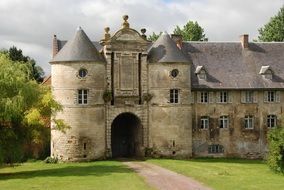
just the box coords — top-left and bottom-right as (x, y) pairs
(52, 34), (59, 58)
(240, 34), (249, 49)
(171, 34), (183, 49)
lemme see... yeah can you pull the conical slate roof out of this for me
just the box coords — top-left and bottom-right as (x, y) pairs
(51, 27), (104, 63)
(147, 32), (189, 63)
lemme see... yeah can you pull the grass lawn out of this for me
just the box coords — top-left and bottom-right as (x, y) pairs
(148, 158), (284, 190)
(0, 161), (152, 190)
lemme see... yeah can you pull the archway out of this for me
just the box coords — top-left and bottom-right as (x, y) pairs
(111, 112), (141, 158)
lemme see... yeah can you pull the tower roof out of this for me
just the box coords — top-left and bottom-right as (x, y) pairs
(50, 27), (104, 63)
(147, 32), (189, 63)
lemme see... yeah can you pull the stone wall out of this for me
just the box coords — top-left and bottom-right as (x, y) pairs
(51, 62), (106, 161)
(192, 90), (284, 159)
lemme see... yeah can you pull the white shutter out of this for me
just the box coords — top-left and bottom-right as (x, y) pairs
(241, 91), (246, 103)
(276, 91), (280, 102)
(74, 90), (78, 105)
(264, 91), (268, 103)
(228, 92), (232, 103)
(197, 91), (201, 103)
(253, 91), (258, 103)
(216, 92), (220, 103)
(209, 92), (214, 103)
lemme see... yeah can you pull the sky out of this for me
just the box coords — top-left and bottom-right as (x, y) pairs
(0, 0), (283, 75)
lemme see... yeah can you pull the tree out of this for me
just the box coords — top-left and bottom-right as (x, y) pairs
(267, 125), (284, 173)
(148, 32), (162, 41)
(173, 21), (207, 41)
(258, 6), (284, 42)
(149, 21), (207, 42)
(0, 52), (68, 164)
(7, 46), (45, 83)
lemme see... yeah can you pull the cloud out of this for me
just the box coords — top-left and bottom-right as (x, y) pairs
(0, 0), (282, 75)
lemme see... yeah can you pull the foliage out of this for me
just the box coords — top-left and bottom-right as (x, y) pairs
(0, 53), (68, 164)
(267, 127), (284, 173)
(148, 32), (162, 41)
(0, 161), (152, 190)
(173, 20), (207, 41)
(148, 158), (284, 190)
(148, 21), (207, 42)
(103, 90), (112, 102)
(44, 156), (58, 164)
(2, 46), (45, 83)
(258, 6), (284, 42)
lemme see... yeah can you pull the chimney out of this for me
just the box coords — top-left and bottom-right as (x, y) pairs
(52, 34), (59, 58)
(171, 34), (183, 49)
(240, 34), (249, 49)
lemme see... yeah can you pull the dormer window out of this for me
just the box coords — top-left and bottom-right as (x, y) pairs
(195, 66), (207, 80)
(259, 66), (273, 80)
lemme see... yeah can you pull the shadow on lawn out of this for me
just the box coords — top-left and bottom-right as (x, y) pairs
(181, 158), (264, 164)
(0, 164), (132, 180)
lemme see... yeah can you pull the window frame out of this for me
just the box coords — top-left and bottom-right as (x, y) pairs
(78, 89), (88, 105)
(219, 91), (228, 103)
(267, 115), (277, 128)
(245, 91), (254, 103)
(200, 91), (209, 103)
(200, 116), (209, 129)
(219, 115), (229, 129)
(267, 91), (276, 102)
(170, 89), (179, 104)
(244, 115), (254, 129)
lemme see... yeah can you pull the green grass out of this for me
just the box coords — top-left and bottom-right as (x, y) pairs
(148, 158), (284, 190)
(0, 161), (152, 190)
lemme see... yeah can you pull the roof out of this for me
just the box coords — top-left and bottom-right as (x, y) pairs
(184, 42), (284, 89)
(51, 27), (104, 63)
(147, 32), (189, 63)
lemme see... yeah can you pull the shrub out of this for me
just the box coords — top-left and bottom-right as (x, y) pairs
(103, 90), (112, 102)
(267, 127), (284, 173)
(44, 156), (58, 164)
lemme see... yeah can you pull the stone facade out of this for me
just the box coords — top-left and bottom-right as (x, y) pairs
(50, 16), (284, 161)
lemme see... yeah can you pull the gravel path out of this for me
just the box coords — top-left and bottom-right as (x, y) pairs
(123, 161), (212, 190)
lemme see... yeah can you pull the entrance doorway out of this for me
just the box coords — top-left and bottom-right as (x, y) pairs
(111, 112), (141, 158)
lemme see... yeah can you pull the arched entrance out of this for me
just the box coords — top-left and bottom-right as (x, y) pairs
(111, 112), (142, 158)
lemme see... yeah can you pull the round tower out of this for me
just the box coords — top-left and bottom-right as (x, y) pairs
(50, 27), (106, 161)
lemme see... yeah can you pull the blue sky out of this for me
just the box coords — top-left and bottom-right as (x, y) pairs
(0, 0), (283, 75)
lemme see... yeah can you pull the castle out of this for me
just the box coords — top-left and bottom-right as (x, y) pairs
(50, 16), (284, 161)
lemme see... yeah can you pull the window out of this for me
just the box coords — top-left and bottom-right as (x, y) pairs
(267, 115), (277, 128)
(198, 70), (207, 80)
(170, 69), (179, 78)
(267, 91), (275, 102)
(208, 144), (224, 154)
(170, 89), (179, 103)
(78, 68), (88, 78)
(200, 116), (209, 129)
(245, 91), (254, 103)
(78, 89), (88, 105)
(219, 91), (228, 103)
(244, 115), (254, 129)
(219, 115), (229, 128)
(200, 92), (209, 103)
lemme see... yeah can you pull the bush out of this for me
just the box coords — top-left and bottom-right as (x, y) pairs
(44, 156), (58, 164)
(267, 127), (284, 173)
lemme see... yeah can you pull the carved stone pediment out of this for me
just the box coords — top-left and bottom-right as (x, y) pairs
(111, 28), (149, 43)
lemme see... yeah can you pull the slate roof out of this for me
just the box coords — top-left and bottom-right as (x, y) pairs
(147, 32), (189, 63)
(51, 27), (104, 63)
(184, 42), (284, 89)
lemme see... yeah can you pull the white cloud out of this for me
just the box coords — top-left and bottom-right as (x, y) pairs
(0, 0), (283, 74)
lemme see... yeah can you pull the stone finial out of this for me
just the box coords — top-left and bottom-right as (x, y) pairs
(141, 28), (147, 39)
(104, 27), (111, 41)
(122, 15), (129, 28)
(52, 34), (59, 58)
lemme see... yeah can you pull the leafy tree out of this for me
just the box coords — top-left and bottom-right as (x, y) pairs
(258, 6), (284, 42)
(0, 52), (68, 164)
(174, 21), (207, 41)
(7, 46), (44, 83)
(148, 32), (162, 41)
(267, 125), (284, 173)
